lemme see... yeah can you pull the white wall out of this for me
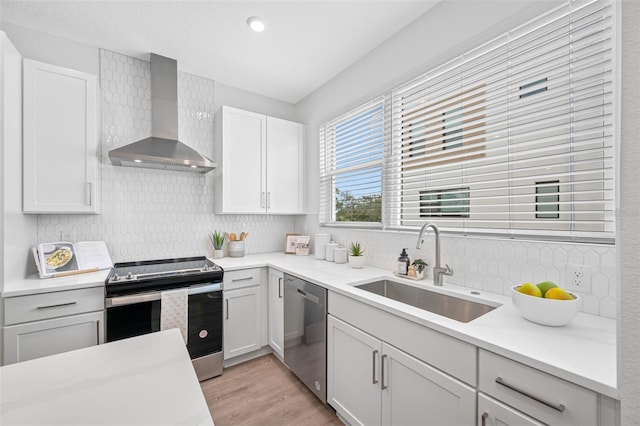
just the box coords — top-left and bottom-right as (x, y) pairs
(1, 33), (37, 286)
(0, 21), (98, 75)
(215, 82), (296, 122)
(618, 0), (640, 422)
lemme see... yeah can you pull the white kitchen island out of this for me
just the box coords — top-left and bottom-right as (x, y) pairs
(0, 328), (213, 426)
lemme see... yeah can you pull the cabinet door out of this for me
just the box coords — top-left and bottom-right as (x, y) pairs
(23, 59), (98, 213)
(268, 269), (284, 359)
(223, 286), (261, 360)
(478, 394), (544, 426)
(3, 310), (104, 364)
(219, 107), (266, 214)
(327, 315), (382, 426)
(266, 117), (304, 214)
(381, 342), (476, 426)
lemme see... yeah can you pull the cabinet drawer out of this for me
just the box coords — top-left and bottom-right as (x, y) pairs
(4, 287), (104, 325)
(479, 349), (597, 426)
(223, 268), (261, 290)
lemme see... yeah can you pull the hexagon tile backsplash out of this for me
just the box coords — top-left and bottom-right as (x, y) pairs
(296, 215), (617, 319)
(36, 50), (296, 262)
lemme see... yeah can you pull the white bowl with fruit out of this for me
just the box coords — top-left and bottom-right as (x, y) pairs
(511, 281), (579, 327)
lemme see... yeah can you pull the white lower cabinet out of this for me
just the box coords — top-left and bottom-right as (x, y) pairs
(223, 268), (262, 360)
(268, 268), (284, 359)
(478, 393), (544, 426)
(478, 349), (598, 426)
(3, 286), (105, 364)
(4, 311), (103, 364)
(328, 315), (475, 426)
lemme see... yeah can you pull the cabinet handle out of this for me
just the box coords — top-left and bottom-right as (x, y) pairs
(381, 354), (388, 390)
(232, 277), (254, 282)
(372, 350), (379, 384)
(481, 412), (488, 426)
(37, 301), (77, 310)
(261, 192), (266, 208)
(278, 277), (283, 298)
(495, 377), (566, 412)
(225, 299), (229, 319)
(267, 192), (271, 209)
(86, 182), (92, 206)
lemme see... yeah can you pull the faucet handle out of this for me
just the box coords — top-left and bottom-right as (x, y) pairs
(444, 264), (454, 276)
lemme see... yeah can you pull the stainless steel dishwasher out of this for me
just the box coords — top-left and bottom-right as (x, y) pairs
(283, 273), (327, 403)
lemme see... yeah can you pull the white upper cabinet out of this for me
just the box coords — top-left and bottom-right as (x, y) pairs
(22, 59), (99, 214)
(215, 106), (304, 214)
(265, 116), (304, 214)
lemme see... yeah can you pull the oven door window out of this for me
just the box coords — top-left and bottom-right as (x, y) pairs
(106, 300), (160, 342)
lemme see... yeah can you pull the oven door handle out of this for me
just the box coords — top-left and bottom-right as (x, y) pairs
(106, 283), (222, 307)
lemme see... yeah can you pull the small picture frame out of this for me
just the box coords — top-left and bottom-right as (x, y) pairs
(296, 235), (311, 256)
(284, 233), (301, 254)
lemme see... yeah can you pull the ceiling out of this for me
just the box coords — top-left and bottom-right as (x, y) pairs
(0, 1), (441, 104)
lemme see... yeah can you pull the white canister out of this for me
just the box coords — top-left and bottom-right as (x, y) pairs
(315, 234), (331, 260)
(325, 242), (339, 262)
(334, 247), (347, 264)
(228, 240), (245, 257)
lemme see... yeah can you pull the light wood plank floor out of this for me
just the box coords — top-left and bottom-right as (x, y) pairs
(201, 354), (342, 426)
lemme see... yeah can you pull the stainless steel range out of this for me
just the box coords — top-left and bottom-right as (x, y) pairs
(105, 256), (224, 381)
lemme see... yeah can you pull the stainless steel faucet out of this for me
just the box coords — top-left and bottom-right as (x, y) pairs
(416, 223), (453, 286)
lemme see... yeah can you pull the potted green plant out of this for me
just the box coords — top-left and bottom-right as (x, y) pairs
(412, 258), (428, 279)
(348, 242), (366, 269)
(209, 230), (225, 259)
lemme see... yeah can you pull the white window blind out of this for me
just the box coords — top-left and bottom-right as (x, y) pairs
(319, 98), (386, 225)
(387, 0), (615, 241)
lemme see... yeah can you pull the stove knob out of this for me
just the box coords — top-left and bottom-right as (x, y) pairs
(202, 265), (209, 272)
(112, 274), (120, 281)
(126, 272), (133, 280)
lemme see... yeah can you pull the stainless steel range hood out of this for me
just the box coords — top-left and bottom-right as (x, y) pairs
(108, 54), (216, 173)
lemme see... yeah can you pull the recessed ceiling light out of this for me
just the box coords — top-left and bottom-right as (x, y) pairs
(134, 159), (142, 163)
(247, 16), (265, 32)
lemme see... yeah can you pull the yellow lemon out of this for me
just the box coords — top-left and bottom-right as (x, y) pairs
(516, 282), (542, 297)
(545, 287), (574, 300)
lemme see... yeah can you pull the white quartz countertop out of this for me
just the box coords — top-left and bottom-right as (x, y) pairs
(214, 253), (618, 399)
(2, 269), (109, 297)
(0, 329), (213, 426)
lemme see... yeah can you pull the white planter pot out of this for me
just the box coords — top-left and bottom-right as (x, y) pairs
(349, 255), (366, 269)
(212, 249), (224, 259)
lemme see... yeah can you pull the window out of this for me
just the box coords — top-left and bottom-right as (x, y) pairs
(320, 0), (615, 242)
(388, 0), (615, 240)
(536, 181), (560, 219)
(319, 99), (385, 225)
(420, 188), (470, 218)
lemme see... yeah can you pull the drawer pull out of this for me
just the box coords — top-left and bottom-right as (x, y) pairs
(495, 377), (566, 413)
(37, 301), (77, 310)
(381, 354), (388, 390)
(232, 277), (254, 282)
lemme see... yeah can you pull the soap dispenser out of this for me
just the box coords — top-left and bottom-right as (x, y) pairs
(397, 248), (410, 275)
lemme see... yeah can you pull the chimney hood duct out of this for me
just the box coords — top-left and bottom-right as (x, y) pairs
(108, 54), (216, 173)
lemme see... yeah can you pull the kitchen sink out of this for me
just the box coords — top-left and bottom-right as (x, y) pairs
(354, 280), (498, 323)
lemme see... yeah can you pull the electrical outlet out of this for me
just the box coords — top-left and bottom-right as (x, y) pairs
(566, 264), (591, 292)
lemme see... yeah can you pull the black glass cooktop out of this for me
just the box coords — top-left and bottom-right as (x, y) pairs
(105, 256), (223, 296)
